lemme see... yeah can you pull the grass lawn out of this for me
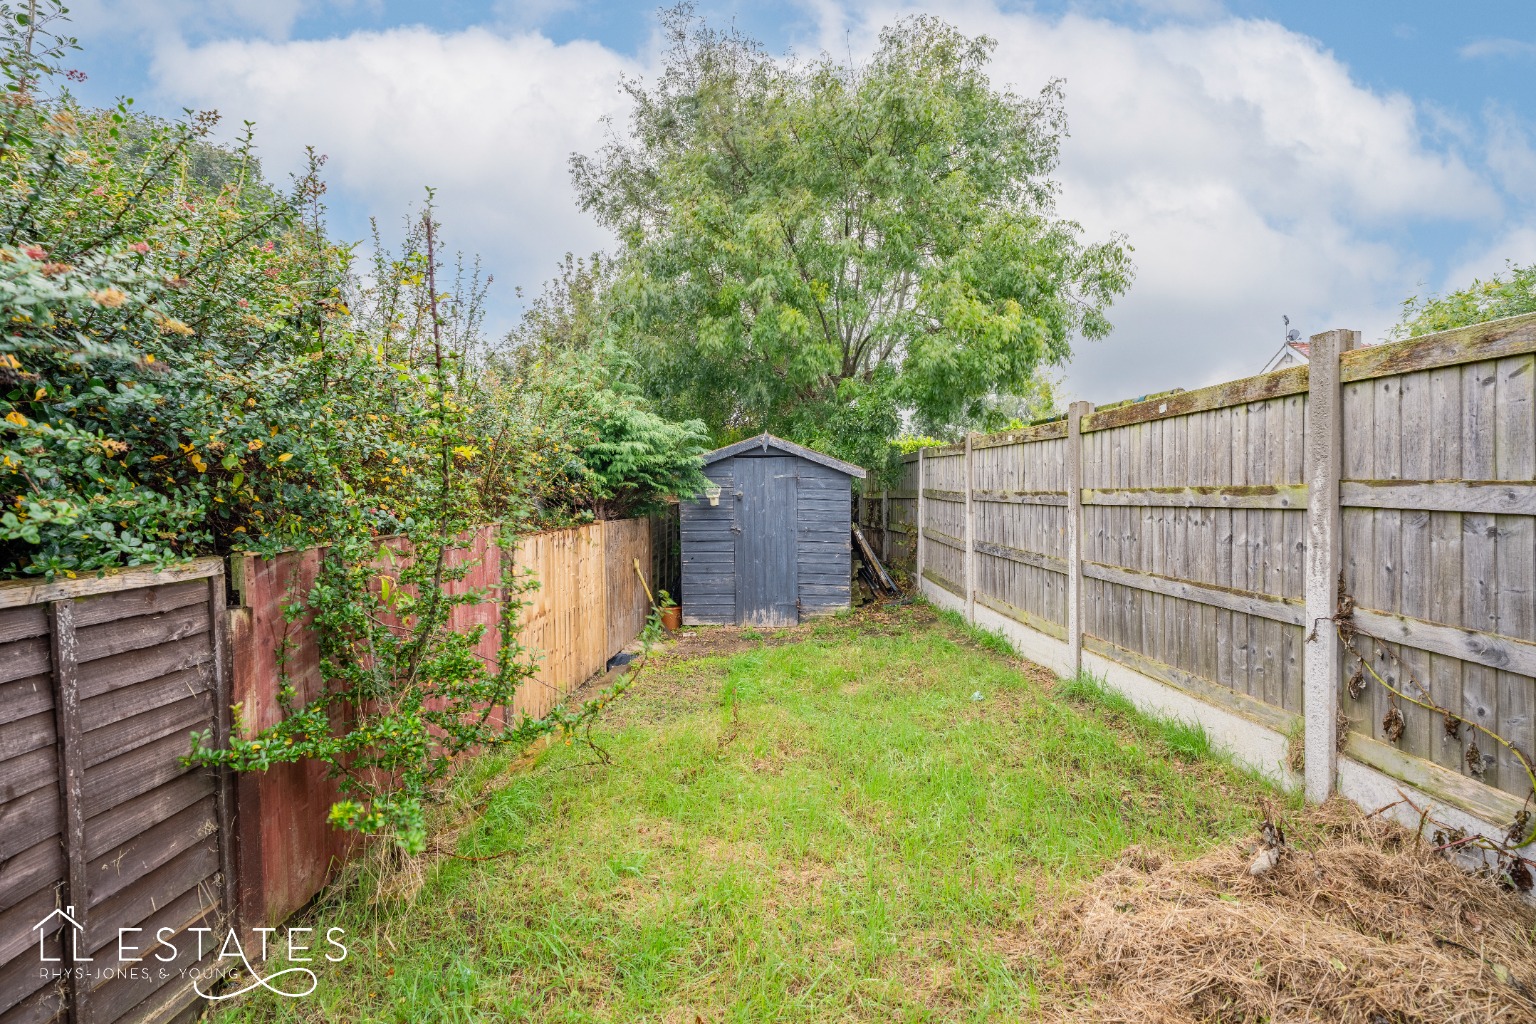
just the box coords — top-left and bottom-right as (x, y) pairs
(216, 603), (1288, 1023)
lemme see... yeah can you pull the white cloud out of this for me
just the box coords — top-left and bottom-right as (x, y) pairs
(815, 4), (1508, 397)
(150, 26), (642, 328)
(135, 2), (1525, 402)
(1485, 102), (1536, 201)
(1123, 0), (1226, 19)
(1459, 38), (1536, 61)
(1443, 228), (1536, 293)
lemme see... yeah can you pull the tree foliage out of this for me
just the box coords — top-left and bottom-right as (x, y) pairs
(573, 6), (1133, 472)
(486, 254), (710, 524)
(1392, 260), (1536, 339)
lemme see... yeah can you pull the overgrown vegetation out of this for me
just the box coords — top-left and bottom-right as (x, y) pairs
(1392, 259), (1536, 339)
(211, 605), (1284, 1021)
(0, 2), (707, 579)
(0, 1), (711, 850)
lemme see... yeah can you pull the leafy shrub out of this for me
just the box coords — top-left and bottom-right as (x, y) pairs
(0, 8), (706, 575)
(1, 3), (699, 852)
(0, 11), (423, 575)
(1392, 260), (1536, 339)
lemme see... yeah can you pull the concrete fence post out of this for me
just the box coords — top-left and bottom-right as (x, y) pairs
(1302, 328), (1356, 802)
(1067, 401), (1091, 676)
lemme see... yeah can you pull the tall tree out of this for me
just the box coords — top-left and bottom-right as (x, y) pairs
(572, 6), (1133, 470)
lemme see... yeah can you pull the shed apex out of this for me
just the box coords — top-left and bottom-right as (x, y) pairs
(702, 432), (866, 478)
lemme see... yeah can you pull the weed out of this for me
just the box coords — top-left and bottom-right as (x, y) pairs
(1058, 671), (1217, 763)
(936, 608), (1017, 658)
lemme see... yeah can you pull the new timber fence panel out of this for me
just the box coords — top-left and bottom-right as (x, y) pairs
(0, 558), (231, 1024)
(516, 526), (608, 715)
(604, 518), (654, 662)
(228, 518), (656, 934)
(906, 310), (1536, 824)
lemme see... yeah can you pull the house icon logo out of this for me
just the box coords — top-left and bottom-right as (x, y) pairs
(33, 905), (92, 963)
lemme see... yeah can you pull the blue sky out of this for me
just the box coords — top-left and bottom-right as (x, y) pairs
(62, 1), (1536, 403)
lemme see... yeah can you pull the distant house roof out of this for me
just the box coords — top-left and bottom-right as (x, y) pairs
(702, 432), (866, 479)
(1261, 339), (1311, 374)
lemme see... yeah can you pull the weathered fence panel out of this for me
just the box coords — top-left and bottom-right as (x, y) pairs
(972, 422), (1070, 640)
(863, 460), (919, 570)
(0, 559), (231, 1024)
(227, 543), (351, 941)
(904, 311), (1536, 836)
(1337, 340), (1536, 793)
(0, 513), (665, 1020)
(919, 445), (968, 599)
(1081, 385), (1309, 717)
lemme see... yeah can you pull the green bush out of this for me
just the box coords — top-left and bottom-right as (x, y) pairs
(1, 3), (699, 850)
(1392, 260), (1536, 339)
(0, 10), (428, 575)
(0, 7), (706, 576)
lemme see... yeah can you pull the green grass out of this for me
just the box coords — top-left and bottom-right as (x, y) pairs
(216, 604), (1284, 1023)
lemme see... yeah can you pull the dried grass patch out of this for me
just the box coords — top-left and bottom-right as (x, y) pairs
(1039, 799), (1536, 1023)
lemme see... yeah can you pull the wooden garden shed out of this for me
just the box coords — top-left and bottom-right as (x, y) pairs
(681, 433), (865, 626)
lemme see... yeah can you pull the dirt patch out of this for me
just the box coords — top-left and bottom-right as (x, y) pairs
(561, 601), (929, 727)
(655, 621), (819, 661)
(1037, 799), (1536, 1023)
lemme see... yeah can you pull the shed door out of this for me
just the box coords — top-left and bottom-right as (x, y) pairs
(735, 457), (799, 625)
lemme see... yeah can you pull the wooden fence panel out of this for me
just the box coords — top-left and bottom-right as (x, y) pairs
(515, 526), (607, 717)
(604, 519), (653, 662)
(1339, 351), (1536, 793)
(971, 432), (1069, 637)
(228, 518), (657, 933)
(1078, 391), (1309, 716)
(921, 449), (968, 597)
(227, 544), (347, 939)
(649, 506), (680, 602)
(0, 603), (66, 1024)
(0, 559), (230, 1024)
(887, 458), (920, 566)
(908, 311), (1536, 813)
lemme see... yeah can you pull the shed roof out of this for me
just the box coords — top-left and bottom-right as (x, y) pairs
(702, 432), (866, 478)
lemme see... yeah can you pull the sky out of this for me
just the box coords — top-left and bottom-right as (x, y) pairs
(56, 1), (1536, 405)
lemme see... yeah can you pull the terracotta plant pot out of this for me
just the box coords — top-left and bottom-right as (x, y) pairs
(661, 605), (682, 631)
